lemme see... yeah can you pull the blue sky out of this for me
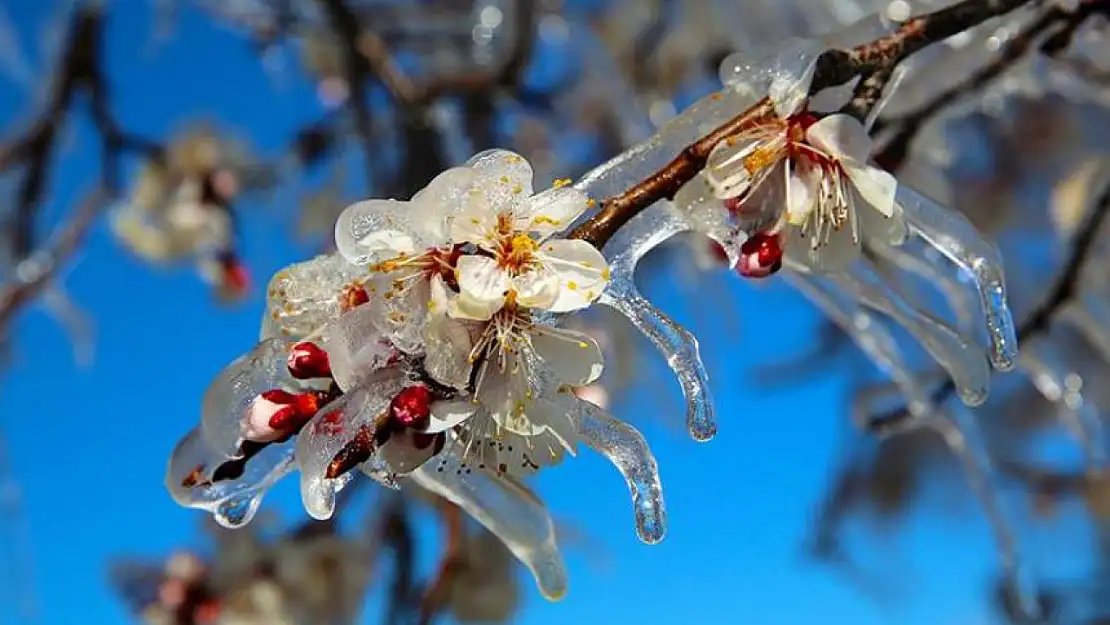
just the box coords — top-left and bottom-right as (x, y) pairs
(0, 2), (1036, 624)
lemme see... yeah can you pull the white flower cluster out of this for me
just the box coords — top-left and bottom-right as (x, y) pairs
(166, 149), (679, 600)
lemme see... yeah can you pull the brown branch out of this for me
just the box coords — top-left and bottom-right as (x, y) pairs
(567, 0), (1041, 248)
(872, 1), (1108, 171)
(0, 189), (106, 335)
(354, 0), (536, 108)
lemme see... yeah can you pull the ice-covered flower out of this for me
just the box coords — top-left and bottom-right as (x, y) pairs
(447, 152), (610, 320)
(678, 43), (904, 276)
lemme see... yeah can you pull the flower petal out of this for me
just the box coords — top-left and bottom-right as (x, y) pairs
(262, 254), (363, 341)
(844, 161), (897, 218)
(450, 201), (500, 248)
(514, 186), (589, 238)
(785, 159), (819, 226)
(467, 149), (534, 197)
(379, 429), (441, 474)
(767, 38), (824, 117)
(411, 456), (569, 600)
(531, 326), (604, 386)
(334, 199), (418, 265)
(805, 114), (873, 164)
(411, 166), (478, 241)
(426, 277), (478, 389)
(511, 267), (559, 310)
(535, 239), (611, 313)
(426, 399), (479, 433)
(452, 255), (509, 320)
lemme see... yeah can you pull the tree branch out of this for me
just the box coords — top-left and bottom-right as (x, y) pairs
(567, 0), (1041, 248)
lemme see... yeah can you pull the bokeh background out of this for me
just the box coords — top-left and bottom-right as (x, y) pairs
(1, 1), (1105, 624)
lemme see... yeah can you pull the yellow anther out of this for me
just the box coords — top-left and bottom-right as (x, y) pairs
(553, 178), (572, 188)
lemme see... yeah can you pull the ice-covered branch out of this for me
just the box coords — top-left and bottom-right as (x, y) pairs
(568, 0), (1043, 249)
(872, 0), (1109, 171)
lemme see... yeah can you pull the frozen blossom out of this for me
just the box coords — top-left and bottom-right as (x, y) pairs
(167, 149), (665, 600)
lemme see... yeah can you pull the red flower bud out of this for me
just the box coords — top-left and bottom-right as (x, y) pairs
(288, 341), (332, 379)
(737, 231), (783, 279)
(389, 385), (431, 430)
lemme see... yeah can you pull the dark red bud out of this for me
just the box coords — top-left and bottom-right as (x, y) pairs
(389, 385), (431, 430)
(259, 389), (321, 430)
(288, 342), (332, 379)
(737, 232), (783, 279)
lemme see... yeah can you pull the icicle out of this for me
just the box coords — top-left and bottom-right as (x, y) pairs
(785, 272), (931, 419)
(1018, 336), (1108, 471)
(571, 396), (666, 544)
(868, 238), (978, 336)
(594, 203), (716, 441)
(927, 404), (1043, 623)
(896, 185), (1019, 372)
(599, 279), (716, 442)
(821, 259), (992, 407)
(165, 428), (295, 529)
(411, 454), (569, 601)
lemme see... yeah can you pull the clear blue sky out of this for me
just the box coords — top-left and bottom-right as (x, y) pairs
(0, 2), (1034, 624)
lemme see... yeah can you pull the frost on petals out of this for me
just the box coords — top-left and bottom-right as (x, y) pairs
(167, 148), (666, 601)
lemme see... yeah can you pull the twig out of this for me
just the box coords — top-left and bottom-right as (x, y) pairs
(567, 0), (1042, 248)
(0, 189), (106, 336)
(872, 1), (1108, 171)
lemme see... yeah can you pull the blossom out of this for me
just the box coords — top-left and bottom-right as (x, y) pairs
(168, 149), (667, 601)
(447, 151), (610, 320)
(677, 45), (904, 275)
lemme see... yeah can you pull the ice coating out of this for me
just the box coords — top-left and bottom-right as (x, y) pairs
(929, 405), (1043, 622)
(410, 454), (569, 601)
(819, 259), (992, 407)
(786, 272), (931, 419)
(599, 279), (716, 442)
(200, 337), (297, 459)
(595, 203), (716, 441)
(165, 427), (295, 529)
(868, 239), (977, 335)
(334, 199), (418, 266)
(296, 373), (404, 519)
(1018, 336), (1108, 471)
(896, 185), (1018, 372)
(571, 396), (666, 544)
(321, 304), (398, 392)
(262, 254), (363, 341)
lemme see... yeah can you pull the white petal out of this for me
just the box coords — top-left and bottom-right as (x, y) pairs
(467, 149), (534, 197)
(805, 114), (873, 164)
(785, 159), (819, 226)
(529, 393), (579, 453)
(514, 186), (589, 238)
(426, 399), (479, 433)
(411, 166), (479, 241)
(467, 150), (534, 216)
(511, 267), (559, 310)
(379, 430), (440, 474)
(535, 240), (610, 313)
(453, 255), (509, 320)
(844, 161), (897, 218)
(767, 39), (824, 117)
(531, 326), (604, 386)
(425, 276), (477, 389)
(334, 199), (418, 265)
(450, 201), (499, 248)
